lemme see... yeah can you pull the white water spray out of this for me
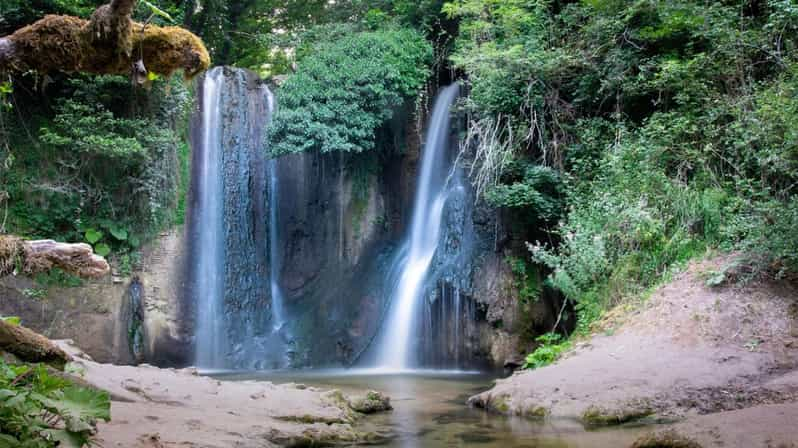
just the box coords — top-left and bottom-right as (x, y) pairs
(268, 157), (286, 331)
(376, 84), (460, 370)
(194, 67), (226, 368)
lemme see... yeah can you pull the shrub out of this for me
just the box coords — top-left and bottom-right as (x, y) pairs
(523, 333), (571, 369)
(3, 74), (191, 261)
(269, 27), (432, 155)
(0, 360), (110, 447)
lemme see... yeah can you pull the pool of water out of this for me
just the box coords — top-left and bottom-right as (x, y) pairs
(215, 370), (650, 447)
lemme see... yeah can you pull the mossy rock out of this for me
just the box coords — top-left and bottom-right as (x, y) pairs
(488, 394), (512, 414)
(581, 404), (653, 427)
(522, 405), (548, 419)
(275, 414), (347, 425)
(269, 424), (360, 448)
(631, 430), (703, 448)
(322, 389), (358, 422)
(348, 390), (392, 414)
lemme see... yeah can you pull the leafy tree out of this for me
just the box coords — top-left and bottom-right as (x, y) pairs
(447, 0), (798, 338)
(269, 27), (432, 155)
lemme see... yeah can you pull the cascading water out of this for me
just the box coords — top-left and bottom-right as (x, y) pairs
(376, 84), (461, 370)
(268, 158), (286, 331)
(190, 67), (284, 369)
(194, 67), (226, 369)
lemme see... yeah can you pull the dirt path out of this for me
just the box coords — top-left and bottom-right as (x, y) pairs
(57, 342), (382, 448)
(469, 256), (798, 447)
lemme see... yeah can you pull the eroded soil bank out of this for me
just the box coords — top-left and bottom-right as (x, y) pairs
(469, 256), (798, 447)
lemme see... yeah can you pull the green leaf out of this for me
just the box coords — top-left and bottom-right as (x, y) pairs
(142, 0), (174, 22)
(42, 428), (86, 448)
(40, 386), (111, 432)
(1, 316), (20, 326)
(84, 229), (103, 244)
(0, 434), (20, 448)
(0, 389), (17, 400)
(147, 72), (160, 82)
(94, 244), (111, 258)
(129, 235), (141, 248)
(109, 227), (128, 241)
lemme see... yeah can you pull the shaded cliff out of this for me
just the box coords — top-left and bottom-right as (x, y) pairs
(186, 67), (275, 369)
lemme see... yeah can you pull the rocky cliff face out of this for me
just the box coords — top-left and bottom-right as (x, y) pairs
(274, 113), (417, 367)
(0, 228), (189, 366)
(0, 74), (545, 370)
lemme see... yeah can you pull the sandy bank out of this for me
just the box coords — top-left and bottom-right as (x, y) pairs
(57, 342), (386, 448)
(469, 256), (798, 446)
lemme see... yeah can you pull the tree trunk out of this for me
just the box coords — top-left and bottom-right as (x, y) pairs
(0, 235), (110, 279)
(0, 319), (70, 369)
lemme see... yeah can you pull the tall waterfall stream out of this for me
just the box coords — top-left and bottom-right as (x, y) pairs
(374, 84), (468, 371)
(193, 67), (226, 368)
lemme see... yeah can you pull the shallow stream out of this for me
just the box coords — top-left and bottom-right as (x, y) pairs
(217, 370), (650, 447)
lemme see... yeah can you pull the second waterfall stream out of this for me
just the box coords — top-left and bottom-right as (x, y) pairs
(375, 84), (461, 371)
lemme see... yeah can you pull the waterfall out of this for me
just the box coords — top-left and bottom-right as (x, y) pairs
(268, 160), (286, 331)
(194, 67), (226, 369)
(376, 84), (461, 370)
(190, 67), (280, 369)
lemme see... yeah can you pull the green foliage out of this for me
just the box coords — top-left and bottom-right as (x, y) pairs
(0, 0), (100, 34)
(0, 316), (20, 326)
(523, 333), (570, 370)
(3, 73), (192, 265)
(141, 0), (174, 22)
(193, 0), (449, 72)
(22, 289), (47, 301)
(0, 360), (110, 447)
(450, 0), (798, 334)
(507, 256), (541, 304)
(83, 230), (102, 245)
(269, 27), (432, 155)
(32, 269), (83, 289)
(93, 244), (111, 258)
(485, 165), (562, 219)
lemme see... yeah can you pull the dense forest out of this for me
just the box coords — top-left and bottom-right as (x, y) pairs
(1, 0), (797, 446)
(3, 0), (797, 339)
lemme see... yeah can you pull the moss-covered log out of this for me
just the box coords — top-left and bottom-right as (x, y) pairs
(0, 0), (210, 79)
(0, 319), (71, 369)
(0, 235), (110, 279)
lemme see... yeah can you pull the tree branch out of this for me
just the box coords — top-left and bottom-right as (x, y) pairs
(0, 319), (71, 369)
(0, 0), (210, 79)
(0, 235), (110, 279)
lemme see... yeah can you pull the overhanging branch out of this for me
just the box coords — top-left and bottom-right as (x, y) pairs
(0, 0), (210, 79)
